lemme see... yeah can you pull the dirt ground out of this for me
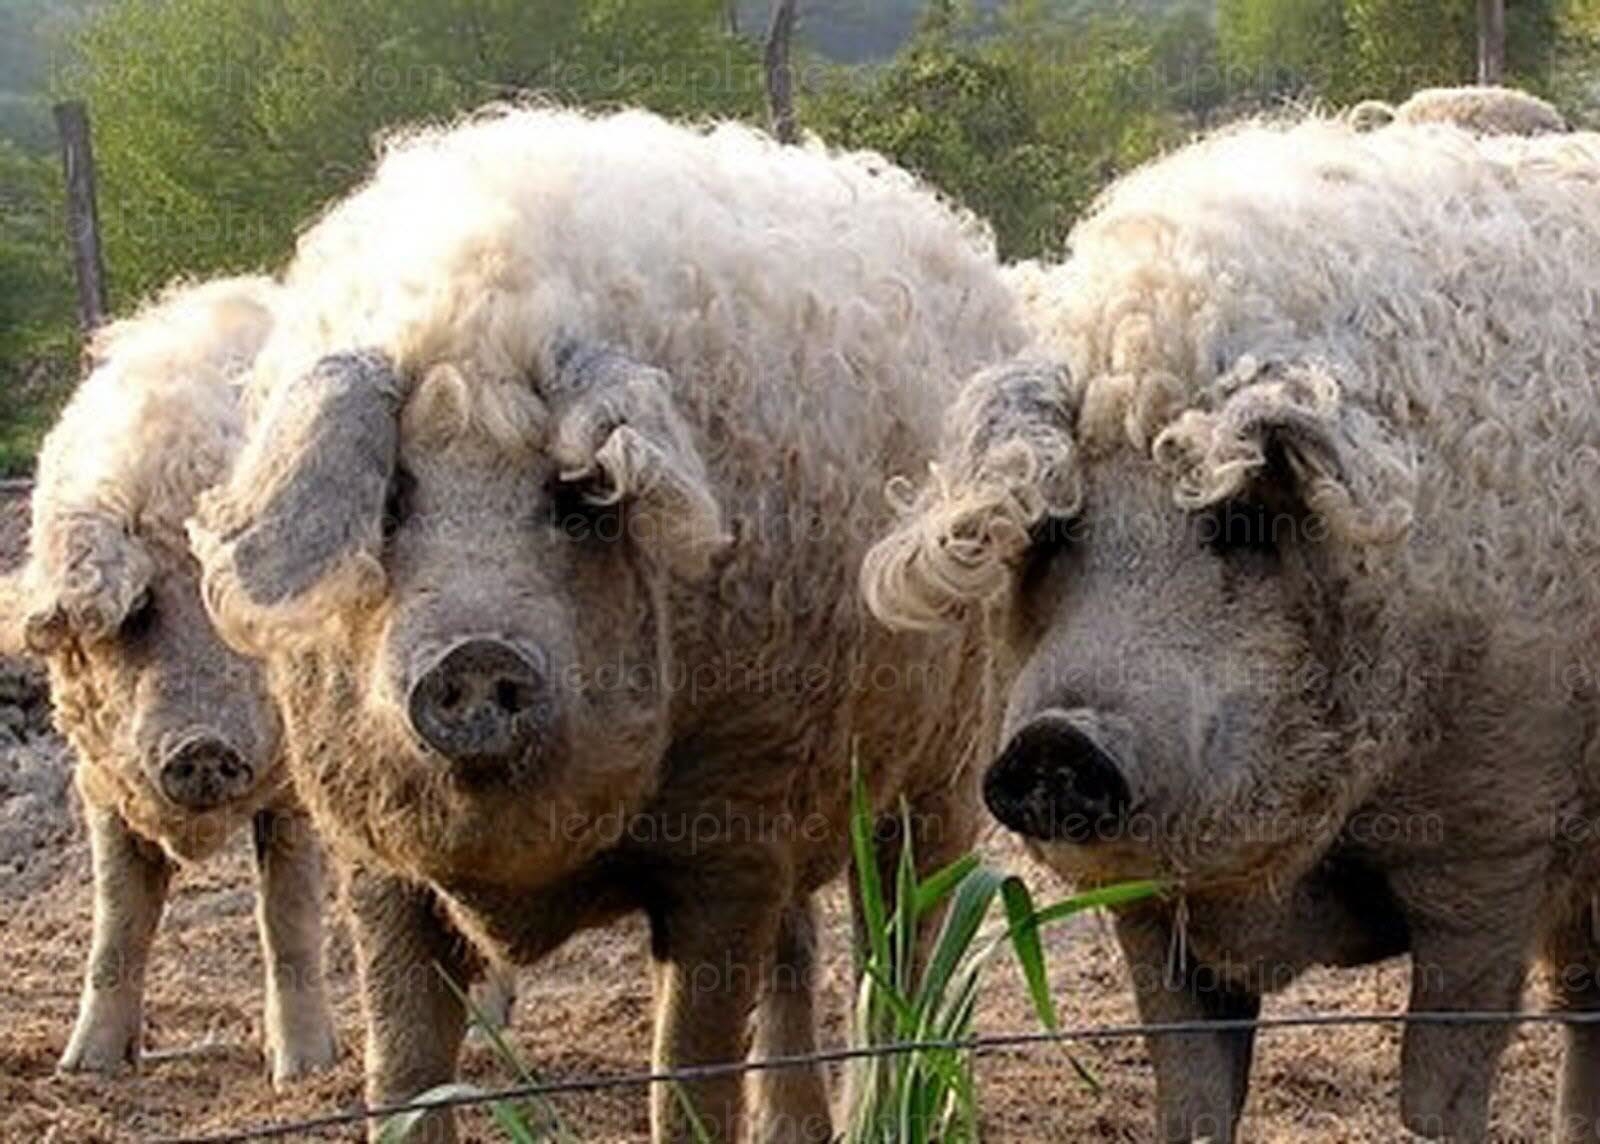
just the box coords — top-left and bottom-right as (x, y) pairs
(0, 486), (1567, 1143)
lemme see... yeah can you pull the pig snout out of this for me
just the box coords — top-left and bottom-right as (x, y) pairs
(985, 709), (1132, 844)
(159, 735), (256, 810)
(406, 637), (552, 772)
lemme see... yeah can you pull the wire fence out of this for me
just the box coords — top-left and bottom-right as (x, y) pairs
(151, 1008), (1600, 1143)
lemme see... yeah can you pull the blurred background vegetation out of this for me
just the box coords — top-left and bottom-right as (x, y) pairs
(3, 0), (1599, 473)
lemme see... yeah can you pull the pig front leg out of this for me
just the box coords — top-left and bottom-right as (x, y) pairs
(749, 896), (831, 1144)
(1115, 909), (1260, 1143)
(649, 870), (785, 1144)
(60, 804), (171, 1073)
(252, 806), (338, 1085)
(348, 863), (474, 1144)
(1393, 858), (1541, 1143)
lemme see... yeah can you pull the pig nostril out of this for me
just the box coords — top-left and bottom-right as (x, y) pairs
(408, 638), (551, 768)
(159, 740), (252, 809)
(1067, 759), (1121, 808)
(986, 712), (1132, 844)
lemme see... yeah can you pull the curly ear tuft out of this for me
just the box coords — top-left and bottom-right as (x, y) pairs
(1153, 359), (1413, 548)
(547, 341), (729, 580)
(862, 359), (1079, 631)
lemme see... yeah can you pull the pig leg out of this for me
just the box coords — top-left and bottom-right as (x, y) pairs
(60, 805), (171, 1073)
(348, 863), (474, 1144)
(749, 896), (830, 1144)
(649, 877), (784, 1144)
(1115, 909), (1260, 1143)
(1394, 860), (1540, 1143)
(251, 807), (338, 1085)
(466, 961), (518, 1038)
(1545, 896), (1600, 1144)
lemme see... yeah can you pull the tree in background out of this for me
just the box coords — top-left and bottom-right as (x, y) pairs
(1217, 0), (1351, 100)
(1218, 0), (1565, 104)
(808, 2), (1188, 260)
(7, 0), (1600, 474)
(69, 0), (763, 306)
(0, 141), (75, 471)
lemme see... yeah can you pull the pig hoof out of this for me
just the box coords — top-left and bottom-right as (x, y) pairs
(269, 1027), (340, 1087)
(1401, 1085), (1490, 1142)
(466, 969), (517, 1041)
(58, 1025), (139, 1075)
(465, 992), (515, 1044)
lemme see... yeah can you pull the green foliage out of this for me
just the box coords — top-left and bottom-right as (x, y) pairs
(807, 3), (1186, 261)
(1, 0), (93, 152)
(844, 765), (1163, 1143)
(1219, 0), (1565, 105)
(0, 140), (76, 475)
(5, 0), (1596, 472)
(64, 0), (763, 307)
(1217, 0), (1352, 100)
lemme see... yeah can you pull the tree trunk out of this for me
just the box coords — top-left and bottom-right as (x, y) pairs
(765, 0), (798, 145)
(1477, 0), (1506, 85)
(53, 101), (109, 333)
(725, 0), (739, 36)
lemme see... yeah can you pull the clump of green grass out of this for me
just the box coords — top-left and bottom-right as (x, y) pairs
(844, 766), (1160, 1143)
(383, 768), (1161, 1142)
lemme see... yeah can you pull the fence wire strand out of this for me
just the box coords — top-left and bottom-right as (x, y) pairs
(151, 1008), (1600, 1143)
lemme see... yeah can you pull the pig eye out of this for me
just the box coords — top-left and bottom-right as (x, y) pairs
(1028, 514), (1080, 557)
(382, 468), (415, 540)
(119, 590), (155, 640)
(1019, 514), (1078, 591)
(547, 475), (624, 544)
(1201, 500), (1280, 557)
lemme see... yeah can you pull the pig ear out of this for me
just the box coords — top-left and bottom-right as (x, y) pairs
(862, 359), (1080, 631)
(15, 509), (155, 654)
(546, 341), (729, 580)
(1152, 358), (1415, 548)
(190, 351), (401, 650)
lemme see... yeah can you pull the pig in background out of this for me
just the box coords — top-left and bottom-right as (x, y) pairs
(0, 277), (338, 1085)
(866, 111), (1600, 1141)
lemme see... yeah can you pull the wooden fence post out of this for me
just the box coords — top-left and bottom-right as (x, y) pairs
(765, 0), (798, 144)
(53, 100), (109, 333)
(1477, 0), (1506, 85)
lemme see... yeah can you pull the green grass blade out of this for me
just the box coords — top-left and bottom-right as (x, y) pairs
(859, 959), (919, 1028)
(1000, 875), (1058, 1031)
(915, 864), (1007, 1022)
(911, 852), (980, 918)
(377, 1083), (493, 1143)
(893, 799), (919, 996)
(1030, 879), (1166, 927)
(668, 1082), (714, 1144)
(485, 1102), (542, 1144)
(432, 962), (571, 1141)
(434, 965), (541, 1087)
(849, 758), (890, 972)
